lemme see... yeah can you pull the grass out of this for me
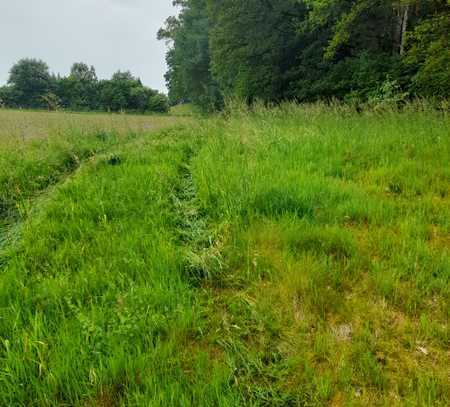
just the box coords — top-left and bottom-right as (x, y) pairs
(0, 104), (449, 405)
(169, 103), (199, 117)
(0, 109), (186, 235)
(0, 109), (183, 141)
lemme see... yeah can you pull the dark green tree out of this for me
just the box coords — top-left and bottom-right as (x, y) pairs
(99, 71), (138, 112)
(161, 0), (449, 106)
(70, 63), (97, 82)
(98, 71), (168, 113)
(57, 63), (99, 110)
(208, 0), (307, 103)
(7, 58), (52, 108)
(0, 86), (16, 108)
(148, 92), (170, 113)
(158, 0), (222, 110)
(2, 59), (168, 113)
(403, 8), (450, 98)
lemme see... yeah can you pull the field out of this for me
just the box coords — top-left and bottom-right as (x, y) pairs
(0, 105), (449, 406)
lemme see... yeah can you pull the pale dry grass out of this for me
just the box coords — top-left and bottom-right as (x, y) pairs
(0, 109), (188, 148)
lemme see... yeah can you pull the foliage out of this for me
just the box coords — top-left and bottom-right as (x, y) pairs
(7, 58), (52, 108)
(161, 0), (450, 107)
(56, 63), (99, 110)
(0, 86), (15, 108)
(208, 0), (307, 103)
(2, 61), (169, 113)
(148, 92), (170, 113)
(158, 0), (223, 110)
(404, 11), (450, 98)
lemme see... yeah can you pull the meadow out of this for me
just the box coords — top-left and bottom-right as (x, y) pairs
(0, 104), (448, 406)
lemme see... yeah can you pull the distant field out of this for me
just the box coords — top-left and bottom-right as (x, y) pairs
(0, 104), (449, 405)
(0, 109), (183, 143)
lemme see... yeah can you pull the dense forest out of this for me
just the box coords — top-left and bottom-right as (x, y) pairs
(0, 59), (169, 113)
(159, 0), (449, 110)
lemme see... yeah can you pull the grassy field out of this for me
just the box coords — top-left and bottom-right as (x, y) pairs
(0, 105), (449, 405)
(0, 109), (184, 230)
(0, 109), (182, 141)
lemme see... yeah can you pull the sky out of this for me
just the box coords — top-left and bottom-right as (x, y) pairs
(0, 0), (177, 92)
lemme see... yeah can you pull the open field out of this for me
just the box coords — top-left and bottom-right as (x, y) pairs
(0, 109), (187, 228)
(0, 109), (184, 142)
(0, 105), (449, 405)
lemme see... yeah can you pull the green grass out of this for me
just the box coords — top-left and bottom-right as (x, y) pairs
(169, 103), (199, 117)
(0, 109), (186, 250)
(0, 104), (449, 405)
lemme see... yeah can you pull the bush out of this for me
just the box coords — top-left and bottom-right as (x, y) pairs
(148, 93), (169, 113)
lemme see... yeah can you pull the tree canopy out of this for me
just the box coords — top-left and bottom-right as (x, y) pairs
(160, 0), (449, 108)
(0, 59), (169, 113)
(7, 58), (52, 108)
(158, 0), (223, 110)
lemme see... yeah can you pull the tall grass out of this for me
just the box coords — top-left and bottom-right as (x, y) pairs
(0, 109), (187, 242)
(0, 109), (183, 141)
(191, 103), (449, 405)
(0, 104), (448, 405)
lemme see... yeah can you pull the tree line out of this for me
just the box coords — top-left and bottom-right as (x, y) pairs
(0, 59), (169, 113)
(159, 0), (449, 110)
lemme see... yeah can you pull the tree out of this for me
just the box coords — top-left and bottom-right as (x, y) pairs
(158, 0), (222, 110)
(130, 86), (151, 112)
(99, 71), (138, 112)
(70, 62), (97, 82)
(208, 0), (306, 103)
(7, 58), (52, 108)
(55, 63), (100, 110)
(98, 71), (166, 113)
(148, 93), (170, 113)
(2, 59), (166, 112)
(404, 10), (450, 97)
(0, 86), (15, 108)
(160, 0), (448, 106)
(288, 0), (402, 101)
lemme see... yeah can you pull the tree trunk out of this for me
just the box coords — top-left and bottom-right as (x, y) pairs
(393, 2), (410, 55)
(400, 5), (409, 55)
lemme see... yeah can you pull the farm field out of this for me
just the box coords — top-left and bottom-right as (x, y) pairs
(0, 105), (449, 406)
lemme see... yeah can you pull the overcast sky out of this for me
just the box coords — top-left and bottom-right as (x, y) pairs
(0, 0), (177, 92)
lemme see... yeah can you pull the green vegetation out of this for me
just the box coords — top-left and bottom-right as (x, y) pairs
(1, 104), (448, 405)
(0, 59), (169, 113)
(2, 1), (448, 404)
(159, 0), (449, 109)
